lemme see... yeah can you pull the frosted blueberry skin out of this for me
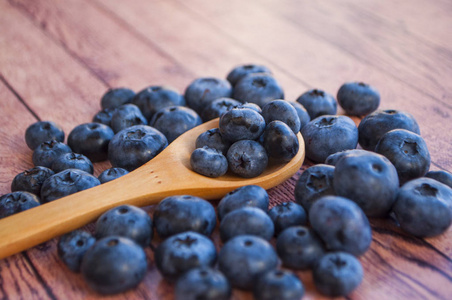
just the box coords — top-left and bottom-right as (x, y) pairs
(110, 104), (147, 134)
(184, 77), (232, 115)
(262, 121), (299, 163)
(149, 106), (202, 143)
(268, 202), (307, 235)
(25, 121), (65, 151)
(227, 140), (268, 178)
(200, 97), (241, 122)
(57, 230), (96, 272)
(195, 128), (231, 156)
(226, 64), (272, 86)
(153, 195), (217, 239)
(155, 231), (217, 281)
(174, 267), (231, 300)
(67, 122), (114, 162)
(425, 170), (452, 189)
(0, 191), (41, 219)
(294, 164), (336, 212)
(233, 73), (285, 108)
(32, 140), (72, 169)
(219, 207), (275, 242)
(313, 252), (363, 297)
(301, 115), (358, 163)
(337, 82), (380, 116)
(131, 85), (185, 120)
(108, 125), (168, 171)
(190, 147), (228, 178)
(375, 129), (430, 185)
(392, 178), (452, 237)
(237, 102), (262, 114)
(325, 149), (369, 166)
(92, 107), (116, 127)
(253, 269), (305, 300)
(11, 166), (54, 197)
(40, 169), (100, 203)
(100, 87), (135, 109)
(262, 100), (301, 134)
(334, 152), (399, 217)
(309, 196), (372, 257)
(276, 226), (325, 270)
(217, 185), (269, 221)
(219, 107), (266, 143)
(289, 101), (311, 132)
(358, 109), (420, 151)
(98, 167), (129, 184)
(51, 152), (94, 174)
(81, 236), (147, 295)
(296, 89), (337, 119)
(218, 235), (278, 290)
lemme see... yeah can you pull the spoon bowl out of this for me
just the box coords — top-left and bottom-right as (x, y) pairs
(0, 118), (305, 259)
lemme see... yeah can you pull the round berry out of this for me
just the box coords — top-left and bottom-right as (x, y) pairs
(67, 122), (114, 162)
(0, 191), (40, 219)
(57, 230), (96, 272)
(11, 166), (54, 197)
(25, 121), (65, 150)
(296, 89), (337, 119)
(174, 267), (231, 300)
(337, 82), (380, 116)
(190, 146), (228, 178)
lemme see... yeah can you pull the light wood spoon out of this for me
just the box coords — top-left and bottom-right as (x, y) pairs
(0, 118), (305, 259)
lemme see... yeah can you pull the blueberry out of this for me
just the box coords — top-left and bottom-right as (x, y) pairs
(57, 230), (96, 272)
(324, 149), (369, 166)
(337, 82), (380, 116)
(289, 101), (311, 131)
(98, 167), (129, 184)
(195, 128), (231, 155)
(375, 129), (430, 185)
(100, 87), (135, 109)
(392, 178), (452, 237)
(0, 191), (40, 219)
(309, 196), (372, 256)
(174, 267), (231, 300)
(81, 236), (147, 294)
(219, 207), (274, 242)
(51, 152), (94, 174)
(268, 202), (307, 235)
(219, 107), (266, 143)
(32, 140), (72, 168)
(95, 205), (152, 247)
(92, 107), (116, 127)
(313, 252), (363, 297)
(25, 121), (65, 150)
(294, 164), (336, 212)
(253, 269), (305, 300)
(226, 64), (272, 86)
(236, 102), (263, 114)
(301, 115), (358, 163)
(184, 77), (232, 115)
(227, 140), (268, 178)
(217, 185), (269, 221)
(358, 109), (420, 151)
(276, 226), (325, 270)
(131, 85), (185, 120)
(67, 122), (114, 162)
(40, 169), (100, 203)
(153, 195), (217, 239)
(200, 97), (241, 122)
(149, 106), (202, 143)
(425, 170), (452, 189)
(334, 151), (399, 217)
(108, 125), (168, 171)
(11, 166), (54, 197)
(233, 73), (284, 107)
(110, 103), (147, 133)
(262, 121), (299, 163)
(296, 89), (337, 119)
(218, 235), (278, 290)
(190, 146), (228, 178)
(261, 100), (301, 134)
(155, 231), (217, 281)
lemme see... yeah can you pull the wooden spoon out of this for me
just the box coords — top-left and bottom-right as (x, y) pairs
(0, 118), (305, 259)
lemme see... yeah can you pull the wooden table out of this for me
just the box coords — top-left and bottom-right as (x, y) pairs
(1, 0), (451, 299)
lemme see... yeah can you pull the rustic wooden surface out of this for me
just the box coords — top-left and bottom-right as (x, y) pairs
(0, 0), (451, 299)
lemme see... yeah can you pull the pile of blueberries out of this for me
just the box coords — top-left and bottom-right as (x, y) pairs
(1, 63), (452, 299)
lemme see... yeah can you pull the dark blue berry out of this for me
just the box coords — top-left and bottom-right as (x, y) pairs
(81, 236), (147, 294)
(296, 89), (337, 119)
(261, 100), (301, 134)
(289, 101), (311, 131)
(110, 104), (147, 133)
(200, 97), (242, 122)
(184, 77), (232, 115)
(11, 166), (54, 197)
(324, 149), (369, 166)
(32, 140), (72, 168)
(98, 167), (129, 184)
(51, 152), (94, 174)
(174, 267), (231, 300)
(262, 121), (299, 163)
(25, 121), (65, 150)
(0, 191), (40, 219)
(195, 128), (231, 155)
(132, 85), (185, 120)
(226, 64), (272, 86)
(237, 102), (263, 114)
(92, 107), (116, 127)
(57, 230), (96, 272)
(67, 122), (114, 162)
(227, 140), (268, 178)
(219, 107), (266, 143)
(268, 202), (307, 235)
(100, 87), (135, 109)
(233, 73), (284, 108)
(217, 185), (269, 221)
(190, 146), (228, 178)
(425, 170), (452, 189)
(253, 269), (305, 300)
(337, 82), (380, 116)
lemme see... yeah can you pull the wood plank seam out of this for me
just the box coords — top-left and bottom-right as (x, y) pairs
(22, 253), (58, 300)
